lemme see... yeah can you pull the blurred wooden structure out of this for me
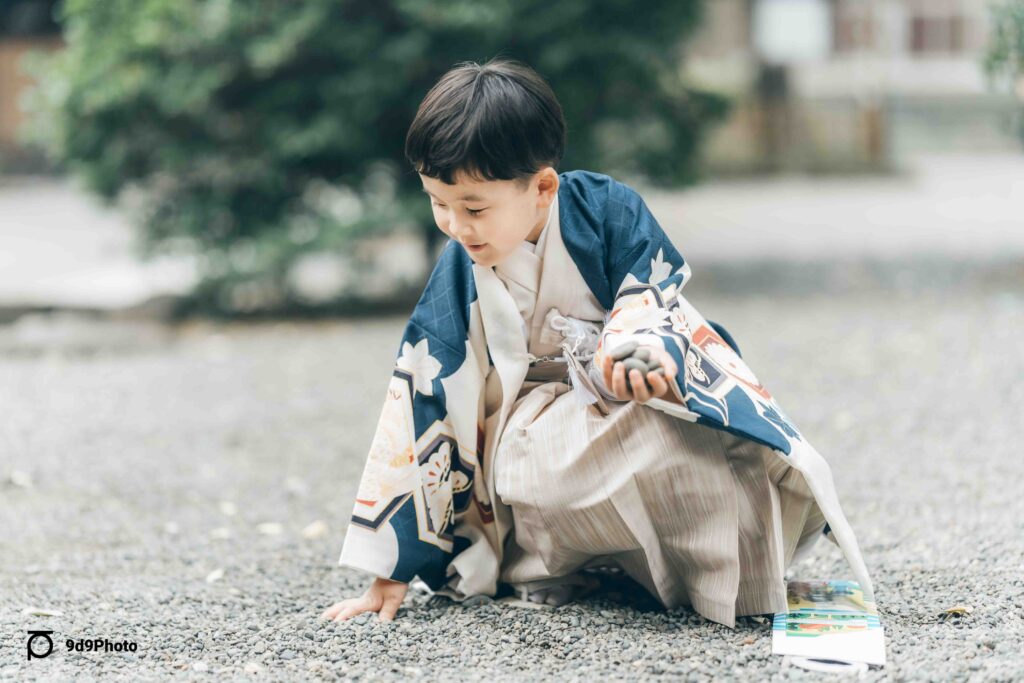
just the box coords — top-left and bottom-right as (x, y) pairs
(0, 0), (61, 172)
(685, 0), (1020, 175)
(0, 0), (1018, 178)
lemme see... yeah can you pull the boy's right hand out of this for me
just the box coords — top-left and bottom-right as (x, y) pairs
(320, 576), (409, 622)
(601, 344), (678, 404)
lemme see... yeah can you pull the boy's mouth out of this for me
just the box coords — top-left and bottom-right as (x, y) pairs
(465, 243), (487, 252)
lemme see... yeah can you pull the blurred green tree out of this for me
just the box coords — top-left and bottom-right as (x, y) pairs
(24, 0), (728, 314)
(984, 0), (1024, 146)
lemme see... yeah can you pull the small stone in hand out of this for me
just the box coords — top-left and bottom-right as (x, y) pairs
(621, 358), (648, 375)
(610, 341), (639, 361)
(615, 347), (669, 392)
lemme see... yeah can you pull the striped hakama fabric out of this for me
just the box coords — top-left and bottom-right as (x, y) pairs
(493, 362), (827, 629)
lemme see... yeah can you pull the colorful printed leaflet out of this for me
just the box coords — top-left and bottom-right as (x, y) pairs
(772, 580), (885, 667)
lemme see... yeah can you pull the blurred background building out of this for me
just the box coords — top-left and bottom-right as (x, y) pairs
(686, 0), (1019, 174)
(4, 1), (1017, 177)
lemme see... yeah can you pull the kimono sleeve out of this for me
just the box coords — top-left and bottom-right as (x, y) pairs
(589, 180), (803, 455)
(584, 178), (876, 601)
(338, 241), (480, 588)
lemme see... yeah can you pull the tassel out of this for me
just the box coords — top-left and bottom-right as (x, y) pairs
(562, 341), (610, 416)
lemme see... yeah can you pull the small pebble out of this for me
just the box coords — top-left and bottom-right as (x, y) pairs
(301, 520), (329, 539)
(610, 341), (639, 361)
(621, 358), (648, 375)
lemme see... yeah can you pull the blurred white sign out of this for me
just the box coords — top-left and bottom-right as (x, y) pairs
(753, 0), (832, 64)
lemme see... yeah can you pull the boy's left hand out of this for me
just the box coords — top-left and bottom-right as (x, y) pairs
(601, 345), (679, 404)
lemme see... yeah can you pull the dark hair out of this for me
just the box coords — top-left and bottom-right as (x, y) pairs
(405, 58), (566, 186)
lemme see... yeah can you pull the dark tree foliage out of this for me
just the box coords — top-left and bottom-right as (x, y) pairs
(25, 0), (728, 312)
(0, 0), (61, 36)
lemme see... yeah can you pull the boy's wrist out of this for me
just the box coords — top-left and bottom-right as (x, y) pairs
(661, 380), (684, 404)
(373, 576), (407, 585)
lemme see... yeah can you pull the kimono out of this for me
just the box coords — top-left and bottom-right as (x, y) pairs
(338, 169), (875, 622)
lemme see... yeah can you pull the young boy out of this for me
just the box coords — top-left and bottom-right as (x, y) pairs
(321, 59), (873, 627)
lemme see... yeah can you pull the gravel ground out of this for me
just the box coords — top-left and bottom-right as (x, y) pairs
(1, 269), (1022, 681)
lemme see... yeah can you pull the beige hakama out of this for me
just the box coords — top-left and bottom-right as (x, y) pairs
(493, 362), (827, 627)
(481, 194), (828, 628)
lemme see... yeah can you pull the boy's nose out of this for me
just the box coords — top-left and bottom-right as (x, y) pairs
(449, 219), (475, 242)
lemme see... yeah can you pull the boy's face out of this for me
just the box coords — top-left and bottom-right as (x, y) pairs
(419, 167), (559, 268)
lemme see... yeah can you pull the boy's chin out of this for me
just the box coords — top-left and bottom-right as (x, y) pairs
(465, 246), (506, 267)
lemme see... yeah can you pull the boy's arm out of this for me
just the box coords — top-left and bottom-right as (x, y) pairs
(589, 178), (700, 420)
(588, 341), (698, 423)
(338, 239), (479, 590)
(596, 177), (806, 449)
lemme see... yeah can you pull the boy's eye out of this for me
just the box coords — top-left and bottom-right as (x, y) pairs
(431, 200), (485, 217)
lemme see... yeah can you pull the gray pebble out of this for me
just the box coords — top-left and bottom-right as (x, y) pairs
(610, 341), (639, 361)
(621, 358), (648, 375)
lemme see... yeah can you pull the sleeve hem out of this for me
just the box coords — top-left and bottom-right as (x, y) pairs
(337, 558), (414, 585)
(645, 396), (700, 422)
(338, 530), (410, 583)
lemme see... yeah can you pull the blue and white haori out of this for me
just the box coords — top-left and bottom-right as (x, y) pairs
(338, 170), (874, 602)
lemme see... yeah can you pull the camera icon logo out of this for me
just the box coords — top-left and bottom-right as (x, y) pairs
(27, 631), (54, 660)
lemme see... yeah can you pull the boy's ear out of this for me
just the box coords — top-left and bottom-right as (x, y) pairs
(535, 166), (559, 206)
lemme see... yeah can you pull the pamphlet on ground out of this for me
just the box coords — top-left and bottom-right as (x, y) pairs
(772, 579), (885, 668)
